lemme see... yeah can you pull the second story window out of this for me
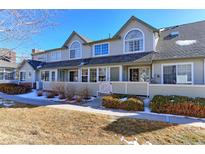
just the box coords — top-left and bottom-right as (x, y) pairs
(124, 29), (144, 53)
(93, 43), (109, 56)
(69, 41), (81, 59)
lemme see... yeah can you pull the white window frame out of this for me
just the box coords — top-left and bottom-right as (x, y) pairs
(108, 65), (122, 82)
(69, 40), (82, 60)
(89, 67), (98, 82)
(20, 71), (26, 81)
(68, 69), (78, 82)
(92, 42), (110, 57)
(98, 67), (107, 82)
(161, 62), (194, 84)
(81, 68), (89, 82)
(49, 51), (62, 62)
(128, 66), (151, 82)
(123, 28), (145, 54)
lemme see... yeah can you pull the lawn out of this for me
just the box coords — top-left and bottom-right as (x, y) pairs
(0, 105), (205, 144)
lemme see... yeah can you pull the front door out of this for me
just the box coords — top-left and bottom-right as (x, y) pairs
(69, 71), (78, 82)
(129, 68), (139, 81)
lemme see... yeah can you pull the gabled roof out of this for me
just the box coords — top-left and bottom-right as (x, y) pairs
(154, 20), (205, 60)
(18, 59), (45, 70)
(62, 31), (92, 47)
(113, 16), (159, 38)
(0, 60), (17, 68)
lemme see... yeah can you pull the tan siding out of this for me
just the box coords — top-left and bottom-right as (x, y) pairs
(150, 84), (205, 99)
(152, 58), (205, 84)
(19, 63), (35, 82)
(108, 20), (154, 56)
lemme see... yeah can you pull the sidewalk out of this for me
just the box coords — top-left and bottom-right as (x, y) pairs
(1, 92), (205, 128)
(47, 100), (205, 128)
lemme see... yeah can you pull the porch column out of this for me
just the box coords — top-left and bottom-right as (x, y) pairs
(119, 65), (123, 81)
(3, 68), (5, 81)
(78, 67), (82, 82)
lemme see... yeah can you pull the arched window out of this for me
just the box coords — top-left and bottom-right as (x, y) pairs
(124, 29), (144, 53)
(69, 41), (81, 59)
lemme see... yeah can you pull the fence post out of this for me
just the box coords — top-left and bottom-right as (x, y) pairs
(147, 82), (150, 98)
(125, 82), (128, 94)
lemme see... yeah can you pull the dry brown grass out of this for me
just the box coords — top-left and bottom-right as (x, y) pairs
(0, 106), (204, 144)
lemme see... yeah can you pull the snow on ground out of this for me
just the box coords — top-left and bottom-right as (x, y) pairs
(17, 90), (66, 102)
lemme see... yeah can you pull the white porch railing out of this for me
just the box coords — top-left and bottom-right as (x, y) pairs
(42, 81), (205, 98)
(43, 81), (149, 97)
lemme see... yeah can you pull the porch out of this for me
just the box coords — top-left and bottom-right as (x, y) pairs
(40, 64), (152, 83)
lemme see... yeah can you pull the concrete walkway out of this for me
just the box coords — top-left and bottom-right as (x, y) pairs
(47, 100), (205, 128)
(0, 92), (59, 106)
(1, 92), (205, 128)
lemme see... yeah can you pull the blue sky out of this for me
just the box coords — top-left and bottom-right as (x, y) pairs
(2, 9), (205, 61)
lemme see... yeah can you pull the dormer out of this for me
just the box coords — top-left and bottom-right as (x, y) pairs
(62, 31), (92, 60)
(113, 16), (159, 54)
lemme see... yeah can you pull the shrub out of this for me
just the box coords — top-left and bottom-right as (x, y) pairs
(46, 92), (55, 98)
(0, 83), (31, 95)
(51, 83), (65, 95)
(122, 98), (144, 111)
(65, 86), (75, 100)
(37, 90), (43, 96)
(59, 93), (66, 99)
(102, 95), (144, 111)
(150, 95), (205, 118)
(80, 87), (90, 99)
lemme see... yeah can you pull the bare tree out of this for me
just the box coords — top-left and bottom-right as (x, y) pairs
(0, 9), (56, 42)
(0, 9), (57, 60)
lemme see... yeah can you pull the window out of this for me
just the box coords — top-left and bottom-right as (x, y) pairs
(4, 68), (15, 80)
(51, 71), (55, 81)
(129, 67), (150, 82)
(82, 69), (88, 82)
(90, 68), (97, 82)
(69, 41), (81, 59)
(28, 72), (32, 78)
(98, 67), (106, 81)
(20, 72), (26, 81)
(49, 51), (61, 61)
(163, 63), (192, 84)
(58, 69), (68, 82)
(124, 29), (144, 53)
(110, 67), (120, 81)
(69, 71), (78, 82)
(0, 68), (4, 80)
(41, 71), (49, 81)
(94, 43), (109, 56)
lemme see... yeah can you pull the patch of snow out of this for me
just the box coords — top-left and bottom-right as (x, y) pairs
(176, 40), (196, 46)
(119, 97), (128, 102)
(120, 136), (152, 145)
(17, 90), (66, 102)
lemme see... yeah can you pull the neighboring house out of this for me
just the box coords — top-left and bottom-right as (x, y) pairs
(0, 49), (17, 83)
(0, 48), (16, 63)
(18, 16), (205, 98)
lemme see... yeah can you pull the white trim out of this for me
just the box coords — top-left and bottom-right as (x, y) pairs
(161, 62), (194, 85)
(68, 69), (78, 82)
(108, 65), (122, 82)
(69, 40), (82, 60)
(128, 66), (151, 82)
(123, 28), (145, 54)
(204, 59), (205, 84)
(92, 42), (110, 57)
(98, 67), (107, 82)
(81, 68), (89, 82)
